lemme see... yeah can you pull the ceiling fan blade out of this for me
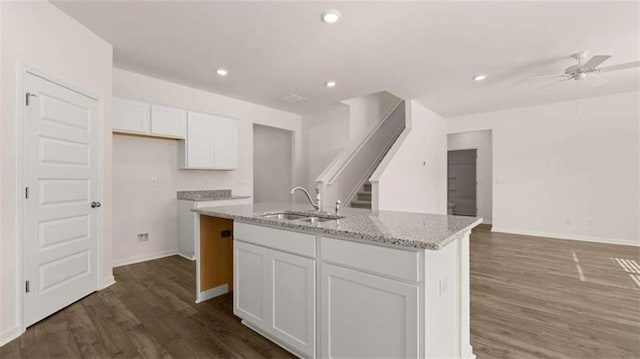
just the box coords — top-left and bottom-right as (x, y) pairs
(532, 78), (570, 92)
(585, 74), (609, 87)
(525, 73), (567, 80)
(582, 55), (611, 70)
(599, 61), (640, 72)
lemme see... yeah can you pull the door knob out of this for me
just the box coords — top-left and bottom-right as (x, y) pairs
(91, 201), (102, 208)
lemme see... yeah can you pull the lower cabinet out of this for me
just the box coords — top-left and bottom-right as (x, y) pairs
(234, 241), (270, 328)
(320, 263), (420, 359)
(234, 240), (316, 358)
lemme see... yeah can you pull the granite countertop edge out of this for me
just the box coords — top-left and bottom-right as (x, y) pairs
(178, 195), (252, 201)
(192, 206), (482, 250)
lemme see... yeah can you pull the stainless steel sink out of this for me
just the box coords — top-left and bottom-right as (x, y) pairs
(261, 211), (344, 223)
(297, 217), (339, 224)
(261, 213), (309, 220)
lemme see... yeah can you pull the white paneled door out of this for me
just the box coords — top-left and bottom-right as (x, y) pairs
(23, 71), (100, 327)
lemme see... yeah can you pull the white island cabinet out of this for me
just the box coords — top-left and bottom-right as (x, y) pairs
(232, 221), (475, 359)
(234, 224), (316, 358)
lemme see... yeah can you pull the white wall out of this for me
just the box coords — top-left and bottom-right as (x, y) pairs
(253, 124), (293, 202)
(373, 101), (447, 214)
(448, 130), (493, 223)
(448, 91), (639, 245)
(342, 91), (400, 145)
(112, 68), (302, 265)
(0, 2), (113, 345)
(301, 105), (350, 192)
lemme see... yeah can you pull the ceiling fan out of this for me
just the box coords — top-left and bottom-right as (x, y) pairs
(529, 51), (640, 90)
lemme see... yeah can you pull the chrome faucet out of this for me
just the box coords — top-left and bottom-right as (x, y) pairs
(291, 187), (320, 210)
(335, 200), (341, 215)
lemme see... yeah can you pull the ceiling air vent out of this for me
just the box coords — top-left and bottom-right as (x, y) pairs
(280, 93), (307, 103)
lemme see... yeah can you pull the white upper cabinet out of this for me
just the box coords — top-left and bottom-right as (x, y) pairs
(113, 98), (186, 139)
(113, 98), (150, 134)
(150, 104), (186, 138)
(213, 116), (239, 170)
(183, 111), (215, 168)
(179, 111), (239, 170)
(114, 98), (238, 170)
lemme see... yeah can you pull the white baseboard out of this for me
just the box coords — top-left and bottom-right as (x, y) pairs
(0, 326), (23, 347)
(177, 252), (196, 261)
(113, 249), (178, 267)
(491, 227), (639, 247)
(101, 275), (116, 290)
(196, 284), (229, 304)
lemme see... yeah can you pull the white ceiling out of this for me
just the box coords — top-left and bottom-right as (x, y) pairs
(53, 1), (640, 117)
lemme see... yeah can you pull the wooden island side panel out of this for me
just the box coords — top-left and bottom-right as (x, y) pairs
(200, 216), (235, 292)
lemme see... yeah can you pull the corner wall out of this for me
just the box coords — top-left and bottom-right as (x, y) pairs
(448, 91), (640, 245)
(301, 105), (350, 192)
(112, 69), (303, 265)
(0, 1), (113, 344)
(253, 124), (294, 203)
(373, 101), (447, 214)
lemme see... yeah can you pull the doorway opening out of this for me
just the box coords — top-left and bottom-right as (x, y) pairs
(447, 149), (477, 217)
(447, 129), (493, 223)
(253, 124), (293, 202)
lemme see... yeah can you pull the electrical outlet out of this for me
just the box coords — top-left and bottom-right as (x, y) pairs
(565, 218), (573, 226)
(137, 233), (149, 242)
(587, 219), (593, 226)
(151, 177), (158, 186)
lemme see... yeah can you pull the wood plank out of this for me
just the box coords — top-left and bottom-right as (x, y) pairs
(200, 216), (235, 292)
(2, 230), (638, 359)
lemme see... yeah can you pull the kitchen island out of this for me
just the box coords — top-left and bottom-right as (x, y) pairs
(192, 203), (481, 359)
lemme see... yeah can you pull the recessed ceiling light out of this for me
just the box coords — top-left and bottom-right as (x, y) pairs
(325, 81), (337, 88)
(216, 68), (228, 76)
(321, 10), (341, 24)
(472, 74), (487, 81)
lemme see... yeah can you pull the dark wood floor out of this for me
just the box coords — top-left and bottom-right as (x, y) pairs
(470, 225), (640, 359)
(1, 227), (638, 358)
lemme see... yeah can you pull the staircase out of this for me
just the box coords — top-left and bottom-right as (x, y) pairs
(350, 182), (372, 209)
(315, 97), (405, 212)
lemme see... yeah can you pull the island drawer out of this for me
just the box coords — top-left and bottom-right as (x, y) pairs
(320, 237), (420, 282)
(234, 222), (316, 258)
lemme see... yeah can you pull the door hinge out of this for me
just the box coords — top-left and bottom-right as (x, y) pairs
(25, 92), (37, 106)
(25, 280), (30, 293)
(25, 187), (30, 199)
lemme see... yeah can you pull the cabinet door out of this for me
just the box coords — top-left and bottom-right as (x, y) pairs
(269, 250), (316, 357)
(213, 116), (238, 169)
(186, 111), (214, 168)
(151, 104), (186, 138)
(113, 98), (150, 134)
(234, 241), (269, 329)
(321, 264), (419, 359)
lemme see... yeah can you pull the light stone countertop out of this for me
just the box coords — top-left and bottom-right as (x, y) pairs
(177, 189), (251, 201)
(193, 202), (482, 250)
